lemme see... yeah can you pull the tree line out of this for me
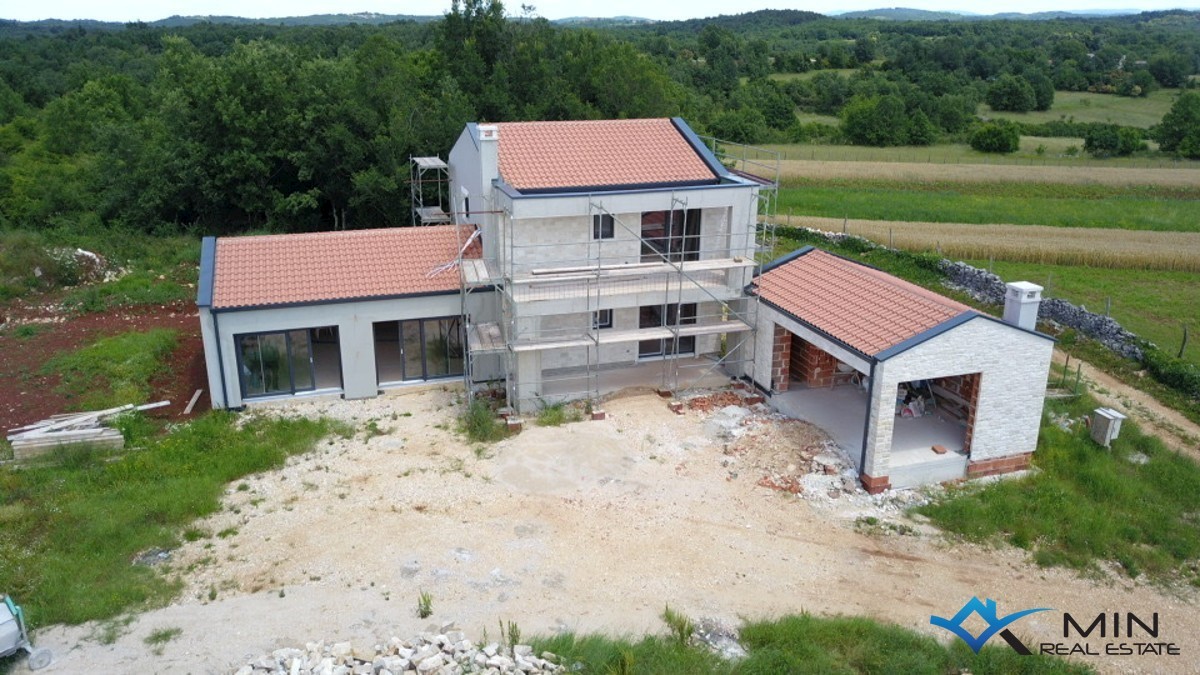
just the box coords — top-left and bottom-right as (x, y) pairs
(0, 2), (1197, 236)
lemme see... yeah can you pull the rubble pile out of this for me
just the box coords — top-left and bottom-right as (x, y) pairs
(235, 631), (565, 675)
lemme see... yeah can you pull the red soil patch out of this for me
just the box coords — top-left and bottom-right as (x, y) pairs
(0, 297), (207, 434)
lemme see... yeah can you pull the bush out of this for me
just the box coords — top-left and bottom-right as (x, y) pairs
(1154, 91), (1200, 159)
(459, 398), (506, 442)
(1084, 125), (1145, 157)
(969, 121), (1020, 153)
(1143, 347), (1200, 400)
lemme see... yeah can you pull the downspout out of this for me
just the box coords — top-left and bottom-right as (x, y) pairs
(212, 311), (232, 410)
(858, 359), (877, 473)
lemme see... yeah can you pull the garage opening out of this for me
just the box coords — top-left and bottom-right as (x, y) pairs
(236, 326), (342, 399)
(374, 317), (465, 385)
(887, 373), (978, 487)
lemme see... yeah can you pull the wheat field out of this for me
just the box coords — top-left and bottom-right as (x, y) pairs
(777, 160), (1200, 188)
(772, 216), (1200, 272)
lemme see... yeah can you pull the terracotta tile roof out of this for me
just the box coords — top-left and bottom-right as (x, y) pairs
(494, 118), (718, 191)
(754, 249), (972, 357)
(211, 225), (480, 309)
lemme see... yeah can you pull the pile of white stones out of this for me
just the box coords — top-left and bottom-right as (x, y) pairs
(235, 631), (566, 675)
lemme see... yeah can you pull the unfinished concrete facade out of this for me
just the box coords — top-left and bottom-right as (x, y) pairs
(447, 118), (777, 412)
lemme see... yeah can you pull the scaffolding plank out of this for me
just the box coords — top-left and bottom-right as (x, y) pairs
(416, 206), (451, 224)
(509, 319), (751, 352)
(412, 156), (449, 169)
(519, 257), (755, 284)
(467, 322), (506, 353)
(461, 259), (501, 286)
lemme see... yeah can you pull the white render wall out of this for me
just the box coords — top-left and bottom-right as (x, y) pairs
(863, 317), (1053, 477)
(203, 291), (493, 409)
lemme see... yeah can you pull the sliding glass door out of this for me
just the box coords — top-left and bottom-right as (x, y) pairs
(640, 209), (701, 263)
(238, 327), (339, 398)
(374, 317), (464, 384)
(638, 303), (697, 359)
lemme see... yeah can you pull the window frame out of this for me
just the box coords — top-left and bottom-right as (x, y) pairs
(592, 213), (615, 240)
(592, 308), (614, 330)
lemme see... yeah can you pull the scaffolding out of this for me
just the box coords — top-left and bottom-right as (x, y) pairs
(410, 156), (452, 226)
(458, 140), (780, 414)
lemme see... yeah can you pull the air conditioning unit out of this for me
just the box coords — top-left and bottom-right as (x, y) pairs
(1090, 407), (1127, 448)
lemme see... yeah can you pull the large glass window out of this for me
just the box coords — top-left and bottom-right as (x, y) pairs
(638, 303), (696, 358)
(374, 317), (464, 384)
(640, 209), (700, 263)
(238, 327), (339, 398)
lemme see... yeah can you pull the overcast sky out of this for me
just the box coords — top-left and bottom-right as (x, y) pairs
(4, 0), (1194, 22)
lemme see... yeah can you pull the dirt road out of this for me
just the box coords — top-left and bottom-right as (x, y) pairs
(1053, 350), (1200, 458)
(33, 388), (1198, 674)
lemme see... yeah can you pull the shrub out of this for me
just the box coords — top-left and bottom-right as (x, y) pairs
(459, 398), (506, 442)
(1142, 347), (1200, 400)
(1084, 124), (1145, 157)
(969, 121), (1020, 153)
(1154, 91), (1200, 159)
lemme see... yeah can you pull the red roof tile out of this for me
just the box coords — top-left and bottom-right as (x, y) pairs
(755, 249), (972, 356)
(211, 225), (479, 309)
(494, 118), (717, 191)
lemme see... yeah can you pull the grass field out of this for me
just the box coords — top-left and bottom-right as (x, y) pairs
(777, 216), (1200, 272)
(0, 412), (343, 626)
(532, 614), (1087, 674)
(982, 89), (1179, 128)
(968, 259), (1199, 365)
(765, 68), (860, 83)
(921, 393), (1200, 582)
(762, 140), (1192, 168)
(43, 329), (180, 410)
(776, 179), (1200, 233)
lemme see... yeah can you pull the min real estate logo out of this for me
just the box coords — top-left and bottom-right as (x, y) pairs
(930, 597), (1050, 655)
(931, 597), (1181, 658)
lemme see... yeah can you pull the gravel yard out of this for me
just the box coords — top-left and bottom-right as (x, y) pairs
(32, 385), (1199, 674)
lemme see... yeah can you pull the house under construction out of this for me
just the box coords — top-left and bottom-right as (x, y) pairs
(443, 117), (778, 413)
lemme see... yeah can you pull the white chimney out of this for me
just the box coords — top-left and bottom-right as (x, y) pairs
(1003, 281), (1042, 331)
(478, 124), (499, 188)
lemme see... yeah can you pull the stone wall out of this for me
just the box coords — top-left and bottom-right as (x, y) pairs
(939, 260), (1144, 361)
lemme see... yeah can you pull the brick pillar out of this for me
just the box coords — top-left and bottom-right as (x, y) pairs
(771, 325), (791, 392)
(860, 473), (891, 494)
(962, 373), (980, 454)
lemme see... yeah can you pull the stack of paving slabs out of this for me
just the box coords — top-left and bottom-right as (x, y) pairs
(5, 401), (167, 461)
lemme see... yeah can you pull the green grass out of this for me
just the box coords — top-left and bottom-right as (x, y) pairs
(919, 395), (1200, 582)
(0, 412), (338, 626)
(63, 271), (192, 313)
(777, 179), (1200, 232)
(535, 401), (583, 427)
(982, 89), (1178, 129)
(533, 614), (1088, 674)
(459, 398), (507, 442)
(0, 228), (199, 303)
(970, 259), (1200, 366)
(763, 139), (1191, 167)
(767, 68), (862, 82)
(42, 328), (179, 410)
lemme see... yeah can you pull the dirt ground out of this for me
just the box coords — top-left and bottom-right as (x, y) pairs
(0, 298), (208, 433)
(30, 386), (1199, 674)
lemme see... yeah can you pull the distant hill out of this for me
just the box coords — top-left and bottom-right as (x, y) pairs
(620, 9), (825, 33)
(0, 13), (436, 37)
(832, 7), (1149, 21)
(553, 16), (657, 27)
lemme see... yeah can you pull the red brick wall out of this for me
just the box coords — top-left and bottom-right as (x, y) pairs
(933, 372), (981, 453)
(790, 335), (840, 388)
(860, 473), (891, 494)
(771, 325), (791, 392)
(967, 452), (1031, 478)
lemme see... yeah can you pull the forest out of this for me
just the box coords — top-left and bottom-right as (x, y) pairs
(0, 1), (1197, 237)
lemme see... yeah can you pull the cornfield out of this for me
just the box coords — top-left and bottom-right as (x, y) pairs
(771, 216), (1200, 272)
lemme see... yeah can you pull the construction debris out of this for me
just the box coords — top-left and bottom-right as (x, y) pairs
(5, 401), (169, 460)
